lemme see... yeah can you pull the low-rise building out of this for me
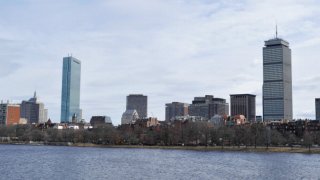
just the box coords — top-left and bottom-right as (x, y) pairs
(90, 116), (112, 127)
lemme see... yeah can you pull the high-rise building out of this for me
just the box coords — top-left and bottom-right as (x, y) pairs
(315, 98), (320, 120)
(0, 101), (20, 125)
(60, 56), (82, 123)
(165, 102), (189, 121)
(126, 94), (147, 118)
(230, 94), (256, 122)
(20, 92), (48, 124)
(189, 95), (229, 120)
(263, 34), (292, 121)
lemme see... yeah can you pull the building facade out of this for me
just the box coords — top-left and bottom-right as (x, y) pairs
(126, 94), (147, 118)
(90, 116), (112, 127)
(189, 95), (229, 120)
(263, 37), (293, 121)
(0, 101), (20, 125)
(121, 109), (139, 125)
(165, 102), (189, 121)
(20, 92), (48, 124)
(316, 98), (320, 120)
(60, 56), (82, 123)
(230, 94), (256, 122)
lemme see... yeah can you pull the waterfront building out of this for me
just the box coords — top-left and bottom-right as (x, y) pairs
(165, 102), (189, 121)
(121, 109), (139, 125)
(0, 101), (20, 125)
(20, 92), (48, 124)
(60, 56), (82, 123)
(316, 98), (320, 120)
(189, 95), (229, 120)
(263, 34), (293, 121)
(230, 94), (256, 122)
(126, 94), (147, 118)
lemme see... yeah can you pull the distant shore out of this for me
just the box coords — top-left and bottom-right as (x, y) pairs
(1, 142), (320, 154)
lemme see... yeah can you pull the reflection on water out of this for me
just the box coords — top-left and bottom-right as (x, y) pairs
(0, 145), (319, 180)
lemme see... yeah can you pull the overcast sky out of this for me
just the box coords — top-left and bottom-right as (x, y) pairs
(0, 0), (320, 124)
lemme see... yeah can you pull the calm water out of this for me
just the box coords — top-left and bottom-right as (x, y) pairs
(0, 145), (320, 180)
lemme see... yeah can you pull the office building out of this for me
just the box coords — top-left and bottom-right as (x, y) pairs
(316, 98), (320, 120)
(263, 34), (293, 121)
(60, 56), (82, 123)
(189, 95), (229, 120)
(20, 92), (48, 124)
(0, 101), (20, 125)
(126, 94), (147, 118)
(90, 116), (112, 127)
(165, 102), (189, 121)
(121, 109), (139, 125)
(230, 94), (256, 122)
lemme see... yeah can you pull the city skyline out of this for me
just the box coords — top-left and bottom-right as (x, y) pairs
(0, 1), (320, 124)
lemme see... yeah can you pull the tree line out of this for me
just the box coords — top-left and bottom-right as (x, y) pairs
(0, 121), (319, 149)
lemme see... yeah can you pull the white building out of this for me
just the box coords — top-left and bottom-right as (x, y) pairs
(121, 109), (139, 125)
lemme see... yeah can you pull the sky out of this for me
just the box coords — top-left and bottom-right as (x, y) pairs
(0, 0), (320, 125)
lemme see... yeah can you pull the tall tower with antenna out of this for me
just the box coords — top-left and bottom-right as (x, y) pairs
(262, 28), (293, 121)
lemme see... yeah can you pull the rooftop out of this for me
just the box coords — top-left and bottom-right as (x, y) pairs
(264, 38), (289, 47)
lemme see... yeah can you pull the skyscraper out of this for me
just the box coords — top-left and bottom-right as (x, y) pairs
(315, 98), (320, 120)
(230, 94), (256, 122)
(165, 102), (189, 121)
(126, 94), (147, 118)
(263, 34), (292, 121)
(20, 92), (48, 124)
(60, 56), (82, 123)
(189, 95), (229, 120)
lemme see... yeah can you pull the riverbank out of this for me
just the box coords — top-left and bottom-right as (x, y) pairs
(2, 141), (320, 154)
(73, 143), (320, 154)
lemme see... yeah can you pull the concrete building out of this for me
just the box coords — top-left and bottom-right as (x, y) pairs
(263, 34), (293, 121)
(189, 95), (229, 120)
(90, 116), (112, 127)
(126, 94), (147, 118)
(0, 101), (20, 125)
(20, 92), (48, 124)
(230, 94), (256, 122)
(61, 56), (82, 123)
(121, 109), (139, 125)
(165, 102), (189, 121)
(316, 98), (320, 120)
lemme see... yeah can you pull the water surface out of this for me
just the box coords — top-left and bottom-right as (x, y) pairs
(0, 144), (319, 180)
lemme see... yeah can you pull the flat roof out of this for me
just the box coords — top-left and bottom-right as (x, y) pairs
(230, 94), (256, 97)
(264, 38), (289, 47)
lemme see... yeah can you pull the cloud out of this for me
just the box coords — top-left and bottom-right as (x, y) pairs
(0, 0), (320, 124)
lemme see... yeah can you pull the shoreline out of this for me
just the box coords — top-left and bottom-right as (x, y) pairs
(1, 142), (320, 154)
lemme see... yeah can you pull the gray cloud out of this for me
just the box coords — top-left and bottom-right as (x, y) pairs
(0, 0), (319, 124)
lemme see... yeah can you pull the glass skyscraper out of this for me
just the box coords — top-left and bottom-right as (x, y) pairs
(263, 37), (292, 121)
(60, 56), (82, 123)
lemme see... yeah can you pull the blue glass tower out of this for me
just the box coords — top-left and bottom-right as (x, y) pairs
(60, 56), (82, 123)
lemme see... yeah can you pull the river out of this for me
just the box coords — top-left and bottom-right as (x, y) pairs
(0, 144), (319, 180)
